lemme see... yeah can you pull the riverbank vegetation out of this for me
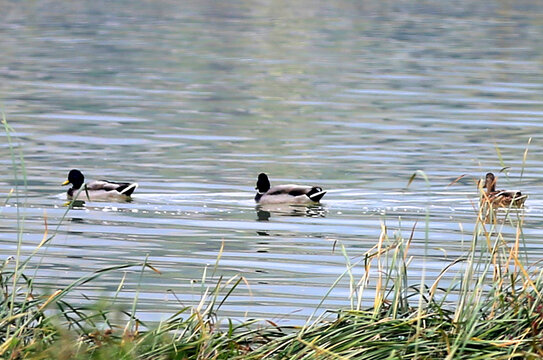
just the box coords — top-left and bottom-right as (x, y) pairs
(2, 205), (539, 359)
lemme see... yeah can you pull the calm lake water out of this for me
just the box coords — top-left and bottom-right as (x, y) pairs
(2, 1), (543, 324)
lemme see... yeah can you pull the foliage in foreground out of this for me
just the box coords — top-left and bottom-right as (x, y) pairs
(244, 206), (543, 359)
(0, 258), (251, 360)
(2, 205), (543, 359)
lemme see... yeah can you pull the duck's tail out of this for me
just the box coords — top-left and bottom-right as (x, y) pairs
(307, 187), (326, 202)
(118, 182), (139, 196)
(513, 192), (528, 207)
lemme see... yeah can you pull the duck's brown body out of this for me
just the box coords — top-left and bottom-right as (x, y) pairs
(482, 172), (526, 208)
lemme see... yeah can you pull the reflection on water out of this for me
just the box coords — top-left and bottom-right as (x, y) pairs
(256, 204), (327, 221)
(256, 210), (272, 222)
(2, 0), (543, 324)
(67, 200), (87, 209)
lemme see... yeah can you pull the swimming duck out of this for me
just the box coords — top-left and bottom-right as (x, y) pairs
(255, 173), (326, 205)
(482, 172), (526, 207)
(62, 169), (138, 201)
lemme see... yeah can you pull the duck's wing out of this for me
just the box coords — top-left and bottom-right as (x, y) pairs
(489, 189), (527, 207)
(494, 189), (523, 199)
(268, 184), (326, 201)
(267, 184), (313, 196)
(88, 180), (138, 196)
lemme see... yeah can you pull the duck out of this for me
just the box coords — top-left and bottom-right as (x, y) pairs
(482, 172), (526, 208)
(62, 169), (138, 201)
(254, 173), (326, 205)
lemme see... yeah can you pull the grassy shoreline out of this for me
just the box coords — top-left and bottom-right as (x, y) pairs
(1, 206), (540, 359)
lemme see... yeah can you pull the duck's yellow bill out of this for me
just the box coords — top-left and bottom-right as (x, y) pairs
(61, 180), (70, 186)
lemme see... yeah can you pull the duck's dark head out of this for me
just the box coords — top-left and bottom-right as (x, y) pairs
(63, 169), (85, 189)
(256, 173), (270, 193)
(483, 172), (496, 192)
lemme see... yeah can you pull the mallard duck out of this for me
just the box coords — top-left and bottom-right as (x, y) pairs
(482, 172), (526, 207)
(62, 169), (138, 201)
(255, 173), (326, 205)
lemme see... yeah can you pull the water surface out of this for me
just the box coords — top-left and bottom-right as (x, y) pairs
(2, 0), (543, 324)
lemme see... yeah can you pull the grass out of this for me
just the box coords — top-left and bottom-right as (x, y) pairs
(2, 116), (543, 359)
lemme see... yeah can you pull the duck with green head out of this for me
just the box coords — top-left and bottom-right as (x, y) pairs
(255, 173), (326, 205)
(62, 169), (138, 201)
